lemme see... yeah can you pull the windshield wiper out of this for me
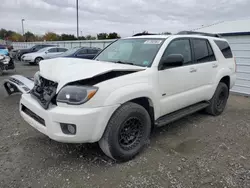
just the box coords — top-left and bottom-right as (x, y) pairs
(115, 61), (134, 65)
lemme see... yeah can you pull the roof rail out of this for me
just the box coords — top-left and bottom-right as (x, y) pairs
(132, 33), (157, 37)
(177, 31), (222, 38)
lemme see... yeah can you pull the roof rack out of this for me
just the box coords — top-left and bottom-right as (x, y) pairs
(132, 33), (157, 37)
(177, 31), (222, 38)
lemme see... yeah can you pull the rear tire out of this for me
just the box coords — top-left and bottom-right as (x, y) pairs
(206, 82), (229, 116)
(99, 102), (151, 162)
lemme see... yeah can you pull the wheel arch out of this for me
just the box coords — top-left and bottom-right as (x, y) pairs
(219, 76), (230, 92)
(129, 97), (155, 130)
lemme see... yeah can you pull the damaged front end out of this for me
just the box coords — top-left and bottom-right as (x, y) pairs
(30, 75), (58, 109)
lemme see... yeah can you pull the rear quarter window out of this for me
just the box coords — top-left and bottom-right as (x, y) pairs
(214, 40), (233, 58)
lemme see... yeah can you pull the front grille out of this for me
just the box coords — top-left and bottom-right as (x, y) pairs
(30, 76), (58, 109)
(21, 105), (45, 126)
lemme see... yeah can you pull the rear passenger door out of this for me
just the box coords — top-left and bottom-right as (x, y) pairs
(191, 38), (218, 100)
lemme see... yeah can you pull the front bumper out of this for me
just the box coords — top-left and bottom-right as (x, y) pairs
(21, 55), (34, 63)
(20, 94), (119, 143)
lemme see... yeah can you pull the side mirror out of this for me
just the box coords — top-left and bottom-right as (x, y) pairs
(32, 48), (36, 51)
(160, 54), (184, 69)
(45, 51), (48, 54)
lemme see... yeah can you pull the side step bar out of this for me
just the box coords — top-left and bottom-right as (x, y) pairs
(155, 102), (210, 127)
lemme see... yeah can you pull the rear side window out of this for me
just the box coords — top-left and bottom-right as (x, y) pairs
(214, 40), (233, 58)
(58, 48), (67, 52)
(193, 39), (216, 63)
(48, 48), (57, 53)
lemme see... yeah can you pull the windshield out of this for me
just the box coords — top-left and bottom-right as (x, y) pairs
(95, 38), (164, 67)
(61, 47), (81, 56)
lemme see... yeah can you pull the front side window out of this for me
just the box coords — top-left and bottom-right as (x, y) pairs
(88, 49), (99, 54)
(161, 39), (192, 65)
(58, 48), (67, 52)
(95, 38), (165, 67)
(193, 39), (216, 63)
(77, 49), (87, 55)
(32, 45), (42, 51)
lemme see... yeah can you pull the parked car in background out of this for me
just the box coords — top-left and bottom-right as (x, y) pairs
(21, 47), (68, 65)
(47, 46), (101, 60)
(0, 45), (9, 54)
(16, 44), (57, 60)
(0, 49), (14, 75)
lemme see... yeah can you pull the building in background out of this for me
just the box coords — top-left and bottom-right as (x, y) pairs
(195, 19), (250, 96)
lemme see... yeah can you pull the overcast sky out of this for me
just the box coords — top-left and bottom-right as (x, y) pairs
(1, 0), (250, 37)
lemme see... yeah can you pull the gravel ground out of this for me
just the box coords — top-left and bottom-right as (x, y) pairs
(0, 62), (250, 188)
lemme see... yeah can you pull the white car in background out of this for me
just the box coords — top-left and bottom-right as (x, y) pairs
(21, 47), (68, 65)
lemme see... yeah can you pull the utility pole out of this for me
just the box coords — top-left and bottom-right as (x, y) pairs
(76, 0), (79, 38)
(21, 19), (25, 41)
(21, 19), (25, 35)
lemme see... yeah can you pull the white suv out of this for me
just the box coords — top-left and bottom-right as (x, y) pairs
(8, 32), (236, 161)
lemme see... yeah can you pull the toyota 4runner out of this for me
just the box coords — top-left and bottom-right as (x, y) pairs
(4, 32), (236, 161)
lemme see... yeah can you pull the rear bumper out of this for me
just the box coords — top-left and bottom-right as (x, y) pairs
(20, 94), (119, 143)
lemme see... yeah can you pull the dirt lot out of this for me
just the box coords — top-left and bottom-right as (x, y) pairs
(0, 62), (250, 188)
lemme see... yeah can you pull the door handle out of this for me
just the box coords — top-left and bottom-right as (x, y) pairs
(190, 68), (197, 73)
(212, 63), (218, 68)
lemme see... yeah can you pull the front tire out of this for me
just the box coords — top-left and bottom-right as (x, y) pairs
(206, 82), (229, 116)
(99, 102), (151, 162)
(34, 57), (43, 65)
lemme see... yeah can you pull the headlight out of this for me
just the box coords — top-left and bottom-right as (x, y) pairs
(56, 85), (98, 105)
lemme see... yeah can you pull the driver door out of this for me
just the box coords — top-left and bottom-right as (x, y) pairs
(158, 38), (201, 116)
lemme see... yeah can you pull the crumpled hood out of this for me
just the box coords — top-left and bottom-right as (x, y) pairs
(39, 58), (146, 92)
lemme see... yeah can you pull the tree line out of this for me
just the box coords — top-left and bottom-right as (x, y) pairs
(0, 29), (172, 42)
(0, 28), (121, 42)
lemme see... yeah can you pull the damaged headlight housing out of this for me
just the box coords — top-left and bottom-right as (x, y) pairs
(56, 85), (98, 105)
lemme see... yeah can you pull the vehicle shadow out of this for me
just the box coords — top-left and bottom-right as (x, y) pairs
(18, 111), (207, 170)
